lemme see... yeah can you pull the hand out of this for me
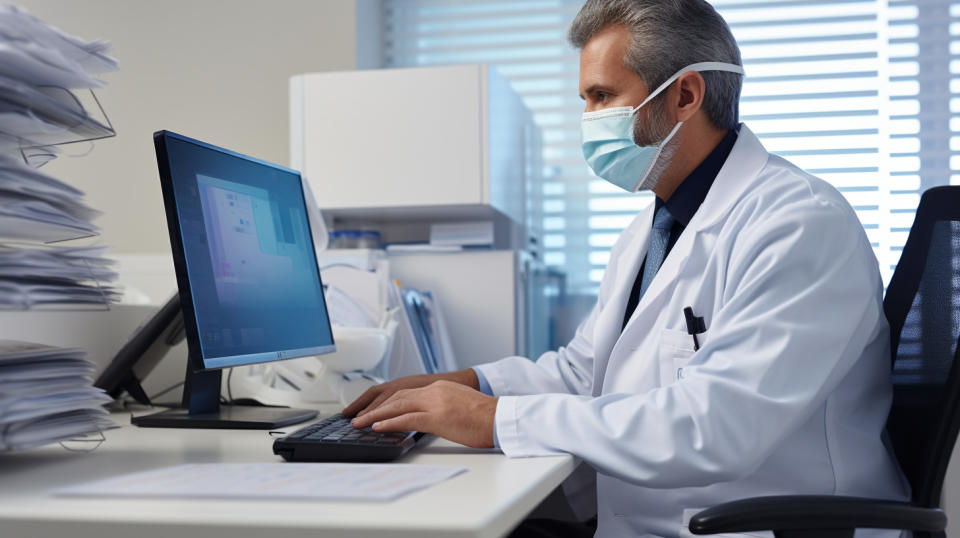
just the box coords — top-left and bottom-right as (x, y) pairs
(349, 380), (498, 448)
(342, 368), (479, 418)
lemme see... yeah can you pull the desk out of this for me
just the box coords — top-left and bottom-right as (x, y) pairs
(0, 411), (576, 538)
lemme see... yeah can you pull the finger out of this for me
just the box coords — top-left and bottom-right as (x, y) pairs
(351, 397), (419, 428)
(361, 386), (421, 416)
(371, 411), (430, 433)
(352, 397), (415, 428)
(342, 386), (382, 417)
(356, 389), (397, 417)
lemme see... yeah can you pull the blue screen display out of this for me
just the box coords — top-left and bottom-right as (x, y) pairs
(163, 135), (334, 369)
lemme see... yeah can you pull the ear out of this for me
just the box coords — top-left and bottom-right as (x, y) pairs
(672, 71), (706, 123)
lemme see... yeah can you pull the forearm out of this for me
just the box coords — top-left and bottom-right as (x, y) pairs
(344, 368), (480, 417)
(475, 353), (593, 396)
(444, 368), (479, 390)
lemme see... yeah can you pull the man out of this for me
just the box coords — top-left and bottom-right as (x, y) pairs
(347, 1), (909, 536)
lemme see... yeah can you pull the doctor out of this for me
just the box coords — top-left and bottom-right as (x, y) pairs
(347, 0), (908, 536)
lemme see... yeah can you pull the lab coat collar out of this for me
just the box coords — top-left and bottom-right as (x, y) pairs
(605, 124), (770, 373)
(635, 123), (768, 310)
(662, 128), (738, 228)
(691, 124), (769, 233)
(590, 202), (656, 394)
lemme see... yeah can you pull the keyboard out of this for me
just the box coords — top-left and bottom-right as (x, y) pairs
(272, 414), (425, 463)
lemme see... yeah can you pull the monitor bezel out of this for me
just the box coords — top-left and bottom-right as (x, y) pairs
(154, 130), (335, 373)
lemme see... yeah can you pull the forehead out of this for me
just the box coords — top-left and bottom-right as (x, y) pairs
(579, 25), (635, 85)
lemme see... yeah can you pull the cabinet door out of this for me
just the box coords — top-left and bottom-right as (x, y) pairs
(297, 66), (484, 210)
(388, 251), (517, 369)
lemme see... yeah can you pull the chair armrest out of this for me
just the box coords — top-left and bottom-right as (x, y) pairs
(687, 495), (946, 535)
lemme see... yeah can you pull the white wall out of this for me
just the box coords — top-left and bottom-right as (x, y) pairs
(13, 0), (361, 254)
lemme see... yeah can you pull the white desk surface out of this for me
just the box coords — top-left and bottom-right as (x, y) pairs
(0, 411), (576, 538)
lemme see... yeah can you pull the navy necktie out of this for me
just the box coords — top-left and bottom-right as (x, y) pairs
(638, 207), (675, 300)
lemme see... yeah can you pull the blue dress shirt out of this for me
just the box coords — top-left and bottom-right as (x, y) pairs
(473, 367), (498, 445)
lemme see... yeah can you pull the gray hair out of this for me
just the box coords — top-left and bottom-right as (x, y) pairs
(568, 0), (743, 131)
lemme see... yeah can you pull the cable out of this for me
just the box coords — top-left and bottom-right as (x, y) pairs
(148, 381), (184, 401)
(117, 381), (184, 410)
(226, 367), (234, 404)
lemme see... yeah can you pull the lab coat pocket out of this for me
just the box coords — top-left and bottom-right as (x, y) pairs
(657, 328), (701, 387)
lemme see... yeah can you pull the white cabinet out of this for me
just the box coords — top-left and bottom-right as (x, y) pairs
(290, 64), (534, 227)
(388, 250), (523, 369)
(290, 65), (558, 370)
(387, 250), (560, 369)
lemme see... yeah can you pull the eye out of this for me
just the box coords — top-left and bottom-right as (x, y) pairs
(596, 91), (608, 103)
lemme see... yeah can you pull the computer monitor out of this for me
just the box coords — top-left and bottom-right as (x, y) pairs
(131, 130), (335, 429)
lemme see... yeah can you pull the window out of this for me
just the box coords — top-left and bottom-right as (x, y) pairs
(381, 0), (945, 294)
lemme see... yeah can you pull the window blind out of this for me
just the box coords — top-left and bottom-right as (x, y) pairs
(381, 0), (947, 294)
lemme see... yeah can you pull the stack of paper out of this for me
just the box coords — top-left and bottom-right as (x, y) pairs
(0, 7), (119, 452)
(0, 153), (101, 241)
(0, 4), (117, 155)
(0, 243), (120, 308)
(0, 340), (116, 451)
(0, 5), (119, 309)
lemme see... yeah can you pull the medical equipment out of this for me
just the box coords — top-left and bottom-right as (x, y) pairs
(226, 323), (397, 408)
(226, 256), (453, 408)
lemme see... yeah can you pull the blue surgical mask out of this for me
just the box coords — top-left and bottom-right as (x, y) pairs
(581, 62), (745, 193)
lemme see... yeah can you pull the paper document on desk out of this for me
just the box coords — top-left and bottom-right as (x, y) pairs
(58, 463), (469, 502)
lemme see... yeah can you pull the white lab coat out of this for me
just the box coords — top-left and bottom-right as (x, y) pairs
(475, 125), (910, 537)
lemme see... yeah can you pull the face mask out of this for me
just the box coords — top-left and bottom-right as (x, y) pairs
(581, 61), (745, 193)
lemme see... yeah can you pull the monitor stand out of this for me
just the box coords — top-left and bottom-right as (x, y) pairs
(132, 362), (317, 429)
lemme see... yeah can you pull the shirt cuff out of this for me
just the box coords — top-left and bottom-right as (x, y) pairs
(473, 367), (494, 396)
(494, 396), (520, 454)
(473, 368), (499, 448)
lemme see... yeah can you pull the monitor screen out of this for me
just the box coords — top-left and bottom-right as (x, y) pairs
(157, 131), (334, 370)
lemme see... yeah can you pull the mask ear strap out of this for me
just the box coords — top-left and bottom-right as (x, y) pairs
(632, 62), (745, 114)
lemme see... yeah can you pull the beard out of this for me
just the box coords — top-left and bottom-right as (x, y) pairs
(630, 97), (681, 192)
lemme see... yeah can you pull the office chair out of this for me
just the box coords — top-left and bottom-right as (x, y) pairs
(690, 186), (960, 538)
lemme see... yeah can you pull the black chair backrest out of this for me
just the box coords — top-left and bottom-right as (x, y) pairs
(883, 186), (960, 511)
